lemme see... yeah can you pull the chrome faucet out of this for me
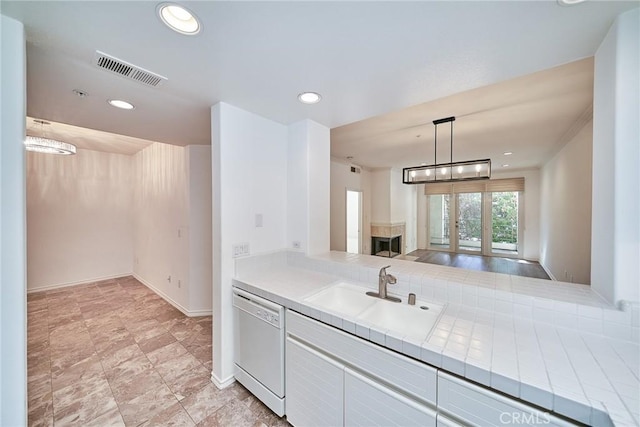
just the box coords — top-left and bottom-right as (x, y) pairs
(366, 265), (401, 303)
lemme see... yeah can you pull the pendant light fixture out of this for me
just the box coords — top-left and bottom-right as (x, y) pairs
(402, 116), (490, 184)
(24, 120), (77, 155)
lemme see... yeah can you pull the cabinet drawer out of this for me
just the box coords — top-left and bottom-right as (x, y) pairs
(345, 367), (437, 427)
(287, 310), (437, 405)
(437, 372), (577, 427)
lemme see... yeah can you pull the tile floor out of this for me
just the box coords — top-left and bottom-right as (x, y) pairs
(27, 276), (288, 426)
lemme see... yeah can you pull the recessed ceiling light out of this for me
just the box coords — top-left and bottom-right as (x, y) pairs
(503, 151), (513, 156)
(557, 0), (586, 5)
(502, 164), (510, 168)
(108, 99), (135, 110)
(298, 92), (322, 104)
(157, 3), (201, 35)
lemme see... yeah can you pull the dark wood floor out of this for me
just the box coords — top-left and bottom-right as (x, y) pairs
(406, 249), (551, 280)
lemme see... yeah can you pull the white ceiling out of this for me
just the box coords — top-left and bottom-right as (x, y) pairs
(2, 1), (637, 167)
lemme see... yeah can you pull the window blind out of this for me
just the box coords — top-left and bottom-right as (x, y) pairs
(424, 178), (524, 195)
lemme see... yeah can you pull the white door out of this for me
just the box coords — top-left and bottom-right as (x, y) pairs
(346, 190), (362, 254)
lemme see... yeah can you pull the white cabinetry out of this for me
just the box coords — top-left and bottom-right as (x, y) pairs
(285, 310), (437, 427)
(284, 310), (579, 427)
(345, 367), (437, 427)
(285, 337), (344, 427)
(438, 372), (576, 427)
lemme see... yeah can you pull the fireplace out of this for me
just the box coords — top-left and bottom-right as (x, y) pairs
(371, 235), (402, 258)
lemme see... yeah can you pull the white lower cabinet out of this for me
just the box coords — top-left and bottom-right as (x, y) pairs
(437, 372), (577, 427)
(344, 368), (437, 427)
(285, 337), (344, 427)
(284, 310), (577, 427)
(285, 310), (438, 427)
(436, 413), (464, 427)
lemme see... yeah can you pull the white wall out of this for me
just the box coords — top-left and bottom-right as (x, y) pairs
(288, 120), (331, 255)
(329, 160), (372, 254)
(132, 142), (213, 316)
(187, 146), (213, 314)
(391, 168), (417, 253)
(370, 168), (391, 223)
(212, 103), (330, 388)
(592, 8), (640, 305)
(0, 13), (27, 427)
(539, 124), (592, 283)
(211, 102), (288, 388)
(133, 143), (190, 311)
(26, 150), (133, 290)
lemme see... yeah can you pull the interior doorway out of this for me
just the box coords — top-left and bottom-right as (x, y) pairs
(346, 190), (362, 254)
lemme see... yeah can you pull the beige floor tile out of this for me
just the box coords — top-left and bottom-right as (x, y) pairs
(25, 276), (284, 427)
(196, 399), (258, 427)
(118, 383), (178, 426)
(139, 331), (177, 354)
(180, 383), (240, 424)
(144, 401), (196, 426)
(146, 341), (188, 366)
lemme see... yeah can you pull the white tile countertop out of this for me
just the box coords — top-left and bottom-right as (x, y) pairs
(233, 251), (640, 427)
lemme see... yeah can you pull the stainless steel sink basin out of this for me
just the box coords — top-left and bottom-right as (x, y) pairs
(304, 281), (444, 342)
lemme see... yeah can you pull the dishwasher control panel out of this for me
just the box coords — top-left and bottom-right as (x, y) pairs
(233, 288), (283, 329)
(256, 308), (280, 326)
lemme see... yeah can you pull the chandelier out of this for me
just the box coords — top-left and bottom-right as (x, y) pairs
(24, 120), (76, 155)
(402, 116), (490, 184)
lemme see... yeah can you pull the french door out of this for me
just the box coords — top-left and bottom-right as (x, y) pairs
(427, 191), (522, 258)
(455, 192), (483, 253)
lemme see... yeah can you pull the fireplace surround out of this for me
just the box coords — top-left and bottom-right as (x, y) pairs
(371, 235), (402, 258)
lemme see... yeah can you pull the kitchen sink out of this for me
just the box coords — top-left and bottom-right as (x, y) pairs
(304, 281), (444, 341)
(304, 282), (378, 317)
(357, 298), (443, 341)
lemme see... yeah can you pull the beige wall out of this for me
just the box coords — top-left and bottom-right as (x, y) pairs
(26, 142), (212, 314)
(27, 149), (134, 290)
(540, 122), (592, 283)
(133, 142), (212, 315)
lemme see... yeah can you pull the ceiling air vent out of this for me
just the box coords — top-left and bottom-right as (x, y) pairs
(94, 50), (167, 87)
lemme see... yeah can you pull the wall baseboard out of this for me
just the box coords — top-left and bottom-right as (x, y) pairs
(27, 273), (133, 293)
(211, 371), (236, 390)
(539, 262), (557, 281)
(133, 274), (212, 317)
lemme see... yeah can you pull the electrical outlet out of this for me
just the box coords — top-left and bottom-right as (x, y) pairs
(292, 241), (301, 249)
(232, 243), (250, 258)
(167, 275), (171, 283)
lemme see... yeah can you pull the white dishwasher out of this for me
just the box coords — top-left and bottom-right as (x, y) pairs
(233, 288), (285, 416)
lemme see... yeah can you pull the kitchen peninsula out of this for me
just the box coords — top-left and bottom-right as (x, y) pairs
(233, 250), (639, 427)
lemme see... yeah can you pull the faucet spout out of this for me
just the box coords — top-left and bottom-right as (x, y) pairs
(367, 265), (401, 303)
